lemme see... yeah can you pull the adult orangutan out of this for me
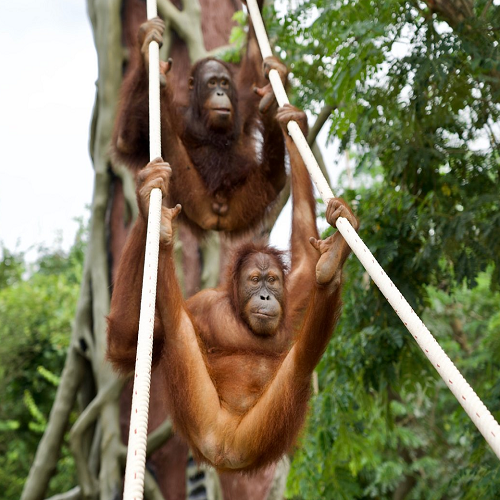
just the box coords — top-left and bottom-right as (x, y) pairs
(112, 15), (288, 235)
(107, 104), (359, 471)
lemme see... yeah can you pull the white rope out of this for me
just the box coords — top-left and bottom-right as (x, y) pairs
(246, 0), (500, 460)
(123, 1), (162, 498)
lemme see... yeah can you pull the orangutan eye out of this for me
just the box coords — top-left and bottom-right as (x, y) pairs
(251, 276), (259, 283)
(268, 276), (276, 283)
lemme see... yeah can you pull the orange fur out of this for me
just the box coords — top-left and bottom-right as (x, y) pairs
(107, 105), (357, 471)
(112, 19), (287, 236)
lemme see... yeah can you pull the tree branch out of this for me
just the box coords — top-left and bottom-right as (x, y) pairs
(146, 418), (174, 456)
(85, 0), (128, 497)
(206, 44), (233, 58)
(157, 0), (207, 62)
(480, 0), (494, 19)
(311, 141), (331, 186)
(267, 457), (290, 500)
(69, 378), (126, 499)
(45, 487), (82, 500)
(307, 105), (334, 146)
(421, 0), (474, 27)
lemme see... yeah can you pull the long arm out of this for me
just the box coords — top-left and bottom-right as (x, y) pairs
(155, 246), (232, 451)
(277, 106), (320, 314)
(118, 160), (232, 451)
(237, 3), (287, 194)
(289, 198), (359, 374)
(219, 141), (359, 470)
(279, 105), (359, 311)
(107, 215), (164, 374)
(258, 57), (289, 195)
(112, 50), (150, 171)
(112, 17), (178, 171)
(236, 1), (267, 127)
(106, 158), (180, 372)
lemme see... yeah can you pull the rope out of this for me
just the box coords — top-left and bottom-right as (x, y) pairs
(246, 0), (500, 460)
(122, 0), (162, 498)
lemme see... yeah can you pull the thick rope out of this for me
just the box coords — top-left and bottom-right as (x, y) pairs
(246, 0), (500, 460)
(123, 0), (162, 498)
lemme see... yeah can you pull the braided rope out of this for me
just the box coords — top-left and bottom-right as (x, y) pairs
(246, 0), (500, 460)
(123, 1), (162, 498)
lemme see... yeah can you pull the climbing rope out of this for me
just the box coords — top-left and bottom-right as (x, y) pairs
(246, 0), (500, 461)
(122, 0), (162, 498)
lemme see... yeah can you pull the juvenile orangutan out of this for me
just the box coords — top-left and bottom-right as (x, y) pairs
(108, 104), (359, 471)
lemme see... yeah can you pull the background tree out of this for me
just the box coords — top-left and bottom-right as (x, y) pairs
(0, 224), (86, 499)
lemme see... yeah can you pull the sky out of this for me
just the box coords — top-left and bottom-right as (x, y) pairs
(0, 1), (97, 257)
(0, 0), (341, 259)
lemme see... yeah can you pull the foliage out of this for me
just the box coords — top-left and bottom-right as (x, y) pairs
(287, 187), (500, 499)
(220, 10), (248, 63)
(222, 5), (276, 63)
(273, 0), (500, 286)
(270, 0), (500, 498)
(0, 219), (87, 499)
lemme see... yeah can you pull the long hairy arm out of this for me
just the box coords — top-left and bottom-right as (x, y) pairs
(107, 216), (164, 374)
